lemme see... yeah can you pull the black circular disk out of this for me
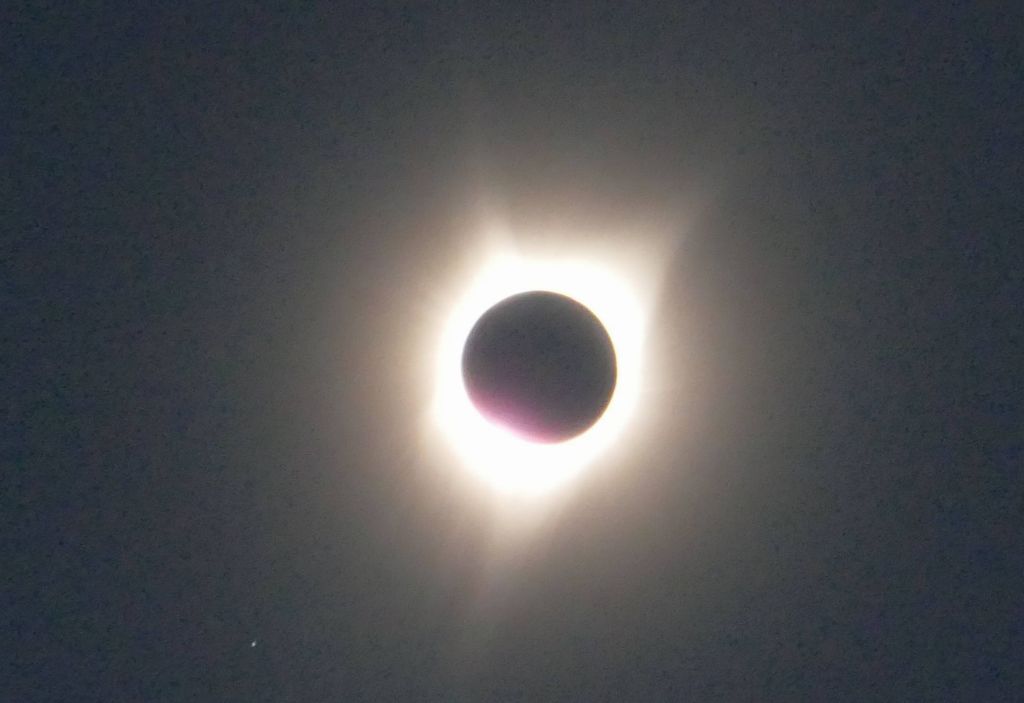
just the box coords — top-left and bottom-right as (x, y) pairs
(461, 291), (617, 443)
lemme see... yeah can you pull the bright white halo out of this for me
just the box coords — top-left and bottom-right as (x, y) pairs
(431, 249), (648, 495)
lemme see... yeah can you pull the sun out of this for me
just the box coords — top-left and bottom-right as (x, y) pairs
(430, 245), (649, 495)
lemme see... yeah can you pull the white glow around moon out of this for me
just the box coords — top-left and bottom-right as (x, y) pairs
(430, 245), (650, 495)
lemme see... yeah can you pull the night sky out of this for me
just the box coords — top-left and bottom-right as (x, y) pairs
(6, 2), (1022, 700)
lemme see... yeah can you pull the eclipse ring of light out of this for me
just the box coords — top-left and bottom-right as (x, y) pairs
(432, 252), (647, 494)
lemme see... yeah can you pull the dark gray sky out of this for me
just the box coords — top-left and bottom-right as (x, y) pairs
(6, 2), (1022, 700)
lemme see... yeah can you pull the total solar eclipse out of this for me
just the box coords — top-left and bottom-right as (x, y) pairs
(461, 290), (617, 443)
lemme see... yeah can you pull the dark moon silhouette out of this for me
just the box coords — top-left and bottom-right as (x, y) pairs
(461, 291), (617, 443)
